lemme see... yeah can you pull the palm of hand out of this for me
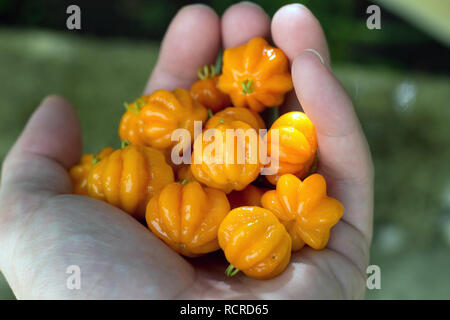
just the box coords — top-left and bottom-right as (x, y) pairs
(0, 3), (373, 300)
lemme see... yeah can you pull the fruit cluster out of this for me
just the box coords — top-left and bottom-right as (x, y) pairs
(69, 37), (344, 280)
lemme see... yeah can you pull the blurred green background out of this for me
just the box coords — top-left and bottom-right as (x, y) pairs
(0, 0), (449, 299)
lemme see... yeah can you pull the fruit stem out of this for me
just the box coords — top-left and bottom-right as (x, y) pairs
(180, 179), (188, 185)
(225, 264), (240, 277)
(124, 102), (139, 114)
(197, 64), (216, 80)
(207, 109), (214, 119)
(241, 78), (253, 94)
(124, 97), (146, 114)
(135, 97), (146, 109)
(121, 140), (131, 148)
(92, 156), (100, 165)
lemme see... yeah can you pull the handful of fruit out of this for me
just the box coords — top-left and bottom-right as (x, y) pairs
(69, 37), (344, 280)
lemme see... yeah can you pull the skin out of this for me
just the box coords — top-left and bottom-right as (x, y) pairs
(0, 2), (373, 299)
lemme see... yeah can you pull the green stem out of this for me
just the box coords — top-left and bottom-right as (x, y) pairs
(92, 156), (101, 165)
(121, 139), (131, 148)
(135, 97), (146, 109)
(207, 109), (214, 119)
(225, 264), (240, 277)
(214, 51), (223, 74)
(180, 179), (188, 185)
(241, 78), (253, 94)
(124, 97), (146, 114)
(197, 65), (216, 80)
(124, 102), (139, 114)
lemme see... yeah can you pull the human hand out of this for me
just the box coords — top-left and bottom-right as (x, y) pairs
(0, 3), (373, 299)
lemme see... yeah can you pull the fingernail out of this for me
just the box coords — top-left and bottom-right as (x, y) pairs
(303, 48), (325, 65)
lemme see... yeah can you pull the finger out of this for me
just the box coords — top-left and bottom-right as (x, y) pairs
(144, 4), (221, 93)
(1, 95), (81, 193)
(221, 1), (271, 48)
(272, 4), (330, 64)
(292, 51), (374, 243)
(271, 4), (330, 112)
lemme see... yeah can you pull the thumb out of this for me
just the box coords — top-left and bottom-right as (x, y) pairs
(1, 95), (82, 193)
(292, 51), (372, 182)
(292, 50), (374, 243)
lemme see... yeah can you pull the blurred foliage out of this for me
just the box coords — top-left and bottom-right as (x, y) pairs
(0, 29), (449, 298)
(375, 0), (450, 46)
(0, 273), (14, 300)
(0, 0), (449, 73)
